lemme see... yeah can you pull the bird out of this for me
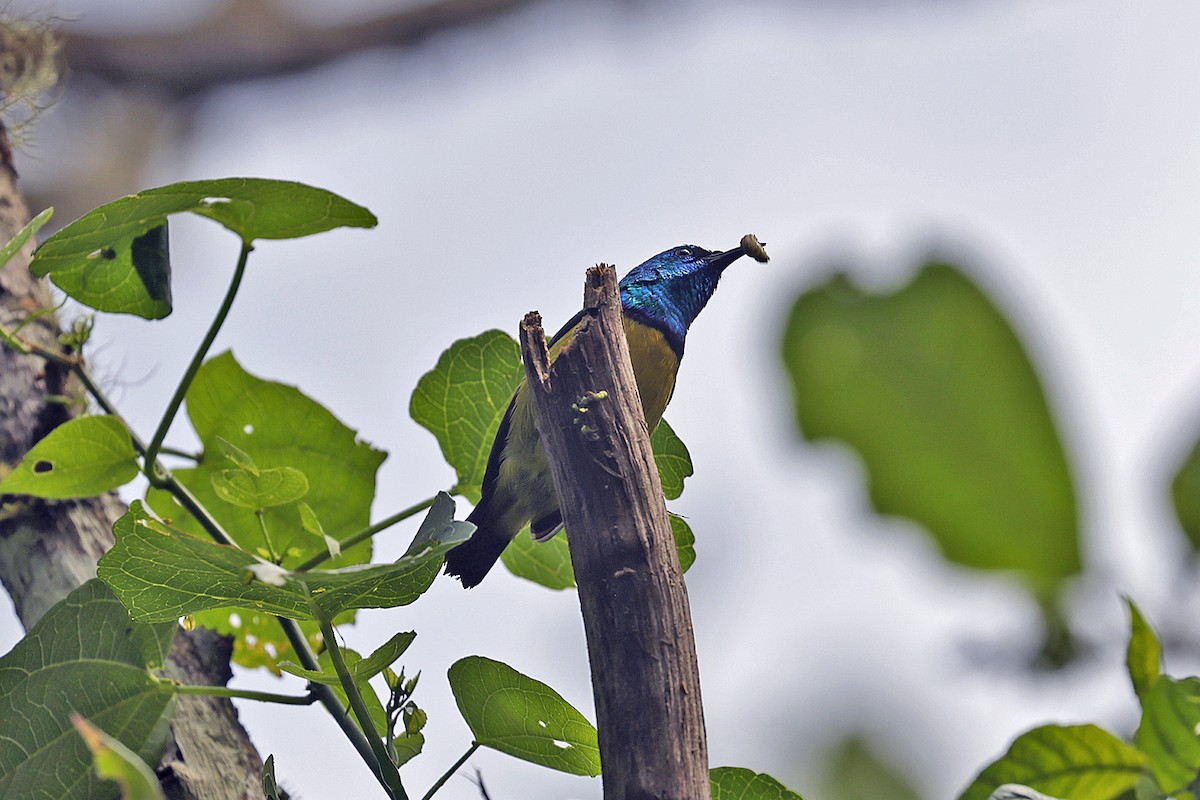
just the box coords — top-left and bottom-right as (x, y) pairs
(444, 235), (769, 587)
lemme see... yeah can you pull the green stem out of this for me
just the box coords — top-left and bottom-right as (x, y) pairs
(278, 617), (393, 794)
(64, 351), (241, 551)
(294, 495), (438, 572)
(172, 684), (317, 705)
(319, 619), (408, 800)
(256, 510), (280, 563)
(144, 240), (252, 474)
(158, 446), (201, 462)
(420, 743), (479, 800)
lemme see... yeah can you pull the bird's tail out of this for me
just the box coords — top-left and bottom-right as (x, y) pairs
(443, 501), (512, 588)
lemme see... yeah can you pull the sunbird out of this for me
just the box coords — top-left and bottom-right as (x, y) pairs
(445, 235), (769, 587)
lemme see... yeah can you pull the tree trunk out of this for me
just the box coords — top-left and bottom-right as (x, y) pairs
(518, 265), (711, 800)
(0, 122), (270, 800)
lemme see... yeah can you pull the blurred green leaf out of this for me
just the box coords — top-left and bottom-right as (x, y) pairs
(781, 263), (1080, 589)
(1134, 677), (1200, 795)
(99, 502), (469, 623)
(711, 766), (805, 799)
(448, 655), (600, 776)
(73, 716), (166, 800)
(1125, 599), (1161, 704)
(0, 580), (177, 800)
(818, 736), (918, 800)
(145, 352), (385, 669)
(410, 330), (522, 501)
(958, 725), (1147, 800)
(0, 206), (52, 269)
(0, 415), (138, 499)
(1170, 435), (1200, 551)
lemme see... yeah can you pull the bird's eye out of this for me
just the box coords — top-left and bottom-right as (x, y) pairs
(679, 247), (692, 257)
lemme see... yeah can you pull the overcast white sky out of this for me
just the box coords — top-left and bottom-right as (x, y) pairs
(5, 1), (1200, 797)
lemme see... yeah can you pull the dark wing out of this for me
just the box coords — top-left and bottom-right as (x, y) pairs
(547, 307), (589, 347)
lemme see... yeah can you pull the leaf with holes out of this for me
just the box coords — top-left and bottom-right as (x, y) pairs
(0, 415), (139, 499)
(31, 179), (375, 318)
(144, 352), (385, 669)
(448, 655), (600, 776)
(958, 724), (1147, 800)
(711, 767), (805, 800)
(99, 502), (470, 623)
(0, 580), (177, 800)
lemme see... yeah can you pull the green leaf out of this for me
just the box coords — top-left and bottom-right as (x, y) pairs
(299, 501), (340, 559)
(817, 737), (918, 800)
(319, 647), (388, 737)
(1134, 676), (1200, 794)
(410, 330), (523, 501)
(501, 527), (577, 590)
(448, 655), (600, 776)
(711, 766), (805, 800)
(391, 720), (425, 768)
(500, 512), (694, 591)
(210, 466), (308, 509)
(32, 179), (375, 317)
(0, 580), (177, 800)
(958, 724), (1147, 800)
(262, 754), (282, 800)
(1125, 599), (1161, 704)
(652, 420), (693, 500)
(144, 352), (385, 668)
(406, 491), (477, 556)
(215, 435), (258, 474)
(73, 716), (166, 800)
(1170, 434), (1200, 552)
(279, 631), (415, 685)
(0, 415), (139, 499)
(100, 502), (469, 622)
(0, 206), (52, 269)
(781, 263), (1080, 590)
(671, 513), (696, 572)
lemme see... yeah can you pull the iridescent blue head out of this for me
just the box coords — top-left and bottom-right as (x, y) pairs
(619, 243), (748, 357)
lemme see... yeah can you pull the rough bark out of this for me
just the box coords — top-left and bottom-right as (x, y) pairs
(518, 265), (710, 800)
(0, 123), (269, 800)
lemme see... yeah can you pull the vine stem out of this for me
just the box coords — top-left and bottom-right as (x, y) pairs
(144, 239), (253, 474)
(4, 244), (404, 795)
(420, 743), (479, 800)
(293, 495), (437, 572)
(171, 684), (317, 705)
(277, 616), (395, 795)
(319, 618), (409, 800)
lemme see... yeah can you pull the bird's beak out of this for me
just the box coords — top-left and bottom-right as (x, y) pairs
(704, 247), (746, 271)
